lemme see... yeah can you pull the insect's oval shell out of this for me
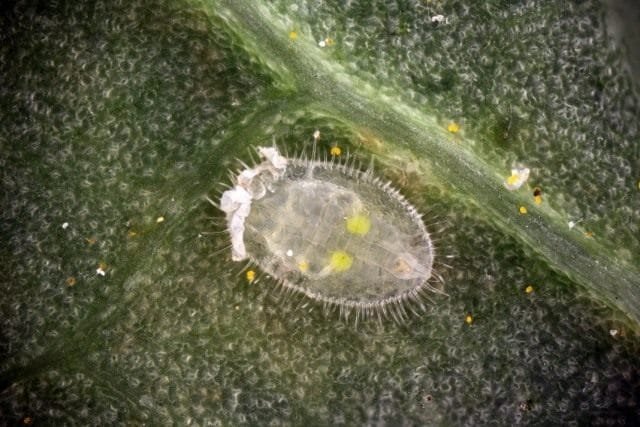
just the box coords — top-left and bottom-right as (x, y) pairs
(243, 159), (434, 309)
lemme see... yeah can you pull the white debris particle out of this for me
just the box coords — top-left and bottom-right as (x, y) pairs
(62, 222), (69, 229)
(156, 216), (165, 223)
(286, 249), (294, 257)
(96, 267), (106, 276)
(609, 329), (619, 337)
(431, 15), (447, 24)
(504, 167), (530, 190)
(313, 130), (320, 141)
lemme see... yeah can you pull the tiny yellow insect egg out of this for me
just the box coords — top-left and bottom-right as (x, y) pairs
(525, 285), (534, 294)
(246, 270), (256, 283)
(329, 250), (353, 272)
(346, 213), (371, 235)
(533, 187), (543, 205)
(447, 122), (460, 133)
(330, 146), (342, 156)
(519, 206), (528, 215)
(465, 313), (474, 325)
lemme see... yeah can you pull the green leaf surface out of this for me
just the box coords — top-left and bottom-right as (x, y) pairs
(1, 0), (639, 424)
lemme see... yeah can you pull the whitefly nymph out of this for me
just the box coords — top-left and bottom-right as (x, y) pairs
(217, 145), (442, 322)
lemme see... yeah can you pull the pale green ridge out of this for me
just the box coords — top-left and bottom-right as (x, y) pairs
(203, 0), (640, 326)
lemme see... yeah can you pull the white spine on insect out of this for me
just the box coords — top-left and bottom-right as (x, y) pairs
(219, 147), (288, 261)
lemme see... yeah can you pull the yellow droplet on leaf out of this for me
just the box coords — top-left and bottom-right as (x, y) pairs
(519, 206), (528, 215)
(330, 146), (341, 156)
(465, 313), (474, 325)
(246, 270), (256, 283)
(289, 31), (298, 40)
(525, 285), (534, 294)
(447, 122), (460, 133)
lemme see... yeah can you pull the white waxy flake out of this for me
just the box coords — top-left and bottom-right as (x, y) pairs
(504, 167), (530, 190)
(220, 147), (290, 261)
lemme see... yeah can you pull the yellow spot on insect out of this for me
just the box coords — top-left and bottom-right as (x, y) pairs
(447, 122), (460, 133)
(156, 216), (165, 223)
(298, 260), (309, 272)
(330, 146), (342, 156)
(346, 213), (371, 235)
(465, 313), (474, 325)
(329, 250), (353, 272)
(66, 276), (77, 287)
(288, 30), (298, 40)
(525, 285), (534, 294)
(246, 270), (256, 283)
(519, 206), (528, 215)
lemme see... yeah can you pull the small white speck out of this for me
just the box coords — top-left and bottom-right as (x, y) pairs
(431, 15), (446, 24)
(568, 221), (576, 229)
(609, 329), (619, 337)
(318, 40), (326, 47)
(156, 216), (165, 223)
(286, 249), (294, 257)
(62, 222), (69, 229)
(96, 267), (106, 276)
(313, 130), (320, 140)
